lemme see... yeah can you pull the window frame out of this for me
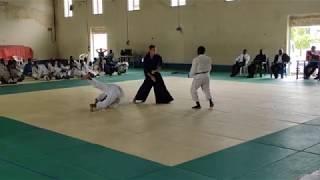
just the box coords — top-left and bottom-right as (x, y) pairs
(64, 0), (73, 18)
(128, 0), (140, 12)
(171, 0), (186, 7)
(92, 0), (103, 15)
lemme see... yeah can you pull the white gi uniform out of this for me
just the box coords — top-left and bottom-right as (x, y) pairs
(0, 63), (11, 83)
(235, 53), (251, 65)
(190, 54), (213, 102)
(60, 64), (71, 77)
(84, 63), (98, 76)
(49, 63), (65, 79)
(9, 67), (23, 82)
(53, 64), (63, 78)
(32, 64), (49, 80)
(72, 61), (87, 78)
(89, 79), (124, 110)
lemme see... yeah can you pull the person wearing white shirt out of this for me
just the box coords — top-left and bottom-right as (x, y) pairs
(71, 60), (84, 78)
(60, 61), (71, 79)
(49, 60), (67, 79)
(32, 62), (50, 80)
(0, 59), (11, 84)
(83, 73), (124, 112)
(230, 49), (251, 77)
(189, 46), (214, 109)
(271, 49), (290, 79)
(83, 58), (98, 77)
(48, 60), (56, 77)
(8, 59), (24, 83)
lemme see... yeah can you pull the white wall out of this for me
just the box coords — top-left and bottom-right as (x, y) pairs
(0, 0), (57, 59)
(56, 0), (320, 65)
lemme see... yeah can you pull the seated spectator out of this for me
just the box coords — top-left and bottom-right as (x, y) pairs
(105, 50), (114, 62)
(247, 49), (267, 78)
(32, 61), (50, 81)
(230, 49), (251, 77)
(0, 59), (11, 84)
(8, 59), (24, 83)
(304, 46), (320, 79)
(23, 59), (33, 77)
(271, 49), (290, 79)
(59, 61), (71, 79)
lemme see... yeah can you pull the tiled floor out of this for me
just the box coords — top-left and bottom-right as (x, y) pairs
(1, 71), (320, 179)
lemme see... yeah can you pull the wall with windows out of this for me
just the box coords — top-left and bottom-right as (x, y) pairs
(0, 0), (56, 59)
(55, 0), (119, 58)
(56, 0), (320, 65)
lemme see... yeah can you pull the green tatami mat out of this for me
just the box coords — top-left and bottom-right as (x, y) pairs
(0, 79), (88, 95)
(169, 71), (320, 86)
(0, 116), (165, 180)
(0, 70), (146, 96)
(2, 69), (320, 96)
(254, 124), (320, 151)
(177, 142), (296, 180)
(0, 128), (86, 162)
(130, 167), (216, 180)
(0, 116), (37, 138)
(235, 152), (320, 180)
(45, 143), (165, 180)
(304, 117), (320, 126)
(0, 160), (54, 180)
(176, 116), (320, 180)
(2, 116), (320, 179)
(305, 144), (320, 155)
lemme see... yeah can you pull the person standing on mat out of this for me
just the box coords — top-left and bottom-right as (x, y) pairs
(133, 45), (174, 104)
(189, 46), (214, 109)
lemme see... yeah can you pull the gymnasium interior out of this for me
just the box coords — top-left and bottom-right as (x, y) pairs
(1, 0), (320, 179)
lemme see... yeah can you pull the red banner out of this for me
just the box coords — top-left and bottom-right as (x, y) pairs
(0, 45), (33, 61)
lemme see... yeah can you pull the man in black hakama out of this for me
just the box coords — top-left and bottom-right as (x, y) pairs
(133, 45), (174, 104)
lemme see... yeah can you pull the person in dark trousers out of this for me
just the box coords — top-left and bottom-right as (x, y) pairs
(271, 49), (290, 79)
(23, 58), (33, 77)
(304, 46), (320, 79)
(247, 49), (267, 78)
(230, 49), (251, 77)
(133, 45), (174, 104)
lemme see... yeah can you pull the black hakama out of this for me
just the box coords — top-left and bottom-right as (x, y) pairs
(134, 54), (174, 104)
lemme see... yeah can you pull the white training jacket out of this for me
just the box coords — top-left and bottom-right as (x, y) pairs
(89, 79), (124, 109)
(189, 54), (212, 78)
(235, 53), (251, 64)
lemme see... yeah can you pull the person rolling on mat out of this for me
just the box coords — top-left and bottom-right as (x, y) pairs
(83, 73), (124, 112)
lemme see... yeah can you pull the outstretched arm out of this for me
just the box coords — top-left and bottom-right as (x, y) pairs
(88, 78), (108, 92)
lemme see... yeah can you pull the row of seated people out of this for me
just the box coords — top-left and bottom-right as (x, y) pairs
(93, 53), (129, 76)
(0, 55), (128, 85)
(230, 48), (290, 79)
(231, 46), (320, 80)
(0, 57), (95, 84)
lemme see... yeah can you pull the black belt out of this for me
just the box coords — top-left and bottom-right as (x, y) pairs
(195, 71), (209, 75)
